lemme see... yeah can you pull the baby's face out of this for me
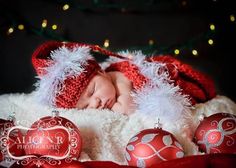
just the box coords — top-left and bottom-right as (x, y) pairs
(76, 71), (116, 110)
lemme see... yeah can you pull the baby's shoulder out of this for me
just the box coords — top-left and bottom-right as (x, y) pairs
(107, 71), (132, 93)
(108, 71), (131, 84)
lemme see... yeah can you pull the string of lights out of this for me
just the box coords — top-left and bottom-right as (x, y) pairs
(2, 0), (235, 56)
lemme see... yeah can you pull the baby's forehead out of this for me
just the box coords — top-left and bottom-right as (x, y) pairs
(76, 91), (88, 108)
(81, 84), (91, 97)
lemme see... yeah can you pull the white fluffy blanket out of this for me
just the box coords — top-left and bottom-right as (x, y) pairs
(0, 93), (236, 165)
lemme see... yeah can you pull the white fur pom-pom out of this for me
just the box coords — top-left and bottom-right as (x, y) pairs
(132, 82), (192, 124)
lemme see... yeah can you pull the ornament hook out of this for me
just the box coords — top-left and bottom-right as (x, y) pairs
(7, 112), (16, 123)
(52, 110), (60, 117)
(199, 113), (206, 121)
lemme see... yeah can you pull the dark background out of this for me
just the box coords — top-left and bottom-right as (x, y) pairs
(0, 0), (235, 102)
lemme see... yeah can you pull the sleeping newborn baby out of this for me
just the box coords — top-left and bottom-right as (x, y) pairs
(32, 41), (216, 116)
(32, 41), (135, 115)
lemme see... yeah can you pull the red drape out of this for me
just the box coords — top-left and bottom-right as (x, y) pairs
(9, 154), (235, 168)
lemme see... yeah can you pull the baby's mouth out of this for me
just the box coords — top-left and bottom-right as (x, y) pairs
(107, 98), (115, 109)
(104, 99), (110, 109)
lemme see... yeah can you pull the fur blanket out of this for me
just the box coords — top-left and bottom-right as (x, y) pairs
(0, 93), (236, 165)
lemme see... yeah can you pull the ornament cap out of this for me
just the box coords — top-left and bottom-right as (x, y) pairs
(7, 112), (16, 123)
(154, 118), (163, 129)
(52, 110), (60, 117)
(198, 113), (206, 121)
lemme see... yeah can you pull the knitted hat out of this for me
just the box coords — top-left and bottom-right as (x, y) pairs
(148, 56), (216, 104)
(32, 41), (121, 108)
(105, 54), (216, 105)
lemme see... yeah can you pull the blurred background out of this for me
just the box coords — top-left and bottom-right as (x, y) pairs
(0, 0), (235, 102)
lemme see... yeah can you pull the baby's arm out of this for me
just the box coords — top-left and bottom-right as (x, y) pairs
(111, 94), (135, 115)
(111, 79), (135, 115)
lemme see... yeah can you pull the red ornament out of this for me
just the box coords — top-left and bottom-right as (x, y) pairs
(0, 118), (25, 158)
(24, 111), (82, 160)
(125, 128), (184, 168)
(194, 112), (236, 154)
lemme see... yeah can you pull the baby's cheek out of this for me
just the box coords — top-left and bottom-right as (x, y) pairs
(105, 88), (116, 98)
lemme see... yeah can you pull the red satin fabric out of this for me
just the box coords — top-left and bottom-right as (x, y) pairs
(9, 154), (235, 168)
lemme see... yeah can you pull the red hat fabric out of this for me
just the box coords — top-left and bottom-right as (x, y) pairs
(32, 41), (120, 108)
(105, 60), (149, 90)
(105, 55), (216, 105)
(148, 56), (216, 104)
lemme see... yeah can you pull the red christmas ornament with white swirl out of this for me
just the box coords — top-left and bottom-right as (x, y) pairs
(125, 127), (184, 168)
(194, 112), (236, 154)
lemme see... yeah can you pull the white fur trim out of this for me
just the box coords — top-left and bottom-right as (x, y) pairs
(99, 50), (129, 69)
(34, 46), (92, 107)
(99, 56), (122, 69)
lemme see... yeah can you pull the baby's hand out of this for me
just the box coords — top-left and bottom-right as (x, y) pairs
(111, 94), (136, 115)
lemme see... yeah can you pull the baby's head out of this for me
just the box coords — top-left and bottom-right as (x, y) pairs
(32, 41), (116, 109)
(76, 70), (116, 109)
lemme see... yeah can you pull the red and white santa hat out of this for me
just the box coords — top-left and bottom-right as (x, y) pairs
(104, 52), (216, 105)
(32, 41), (121, 108)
